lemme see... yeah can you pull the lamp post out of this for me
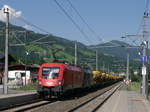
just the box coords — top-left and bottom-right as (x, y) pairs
(25, 51), (29, 86)
(141, 12), (148, 99)
(96, 50), (98, 71)
(74, 41), (77, 66)
(126, 53), (130, 81)
(3, 8), (9, 94)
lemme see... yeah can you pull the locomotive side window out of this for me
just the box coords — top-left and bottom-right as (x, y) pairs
(42, 67), (60, 79)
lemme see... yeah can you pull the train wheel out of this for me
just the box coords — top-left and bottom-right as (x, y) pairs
(56, 92), (60, 99)
(38, 92), (45, 98)
(48, 89), (52, 99)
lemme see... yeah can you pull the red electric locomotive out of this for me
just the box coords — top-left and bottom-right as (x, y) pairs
(37, 63), (84, 97)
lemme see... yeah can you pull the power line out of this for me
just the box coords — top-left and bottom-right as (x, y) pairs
(16, 17), (54, 43)
(11, 0), (93, 45)
(18, 17), (50, 34)
(66, 0), (102, 42)
(8, 16), (56, 46)
(53, 0), (92, 44)
(8, 7), (49, 34)
(122, 0), (149, 47)
(136, 18), (144, 36)
(123, 17), (143, 47)
(10, 31), (25, 44)
(65, 0), (124, 46)
(29, 34), (51, 43)
(9, 8), (55, 43)
(123, 15), (145, 46)
(135, 0), (149, 36)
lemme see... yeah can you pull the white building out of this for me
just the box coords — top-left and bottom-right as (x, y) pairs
(8, 70), (30, 86)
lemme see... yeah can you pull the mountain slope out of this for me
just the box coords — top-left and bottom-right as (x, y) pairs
(0, 21), (140, 72)
(89, 40), (141, 60)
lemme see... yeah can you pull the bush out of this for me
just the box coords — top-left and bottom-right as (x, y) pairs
(12, 83), (37, 90)
(130, 74), (141, 82)
(127, 82), (141, 91)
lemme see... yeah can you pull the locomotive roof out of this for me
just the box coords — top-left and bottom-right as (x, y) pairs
(64, 64), (83, 72)
(41, 63), (83, 72)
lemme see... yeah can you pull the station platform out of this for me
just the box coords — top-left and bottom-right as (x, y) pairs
(97, 87), (150, 112)
(0, 85), (37, 110)
(0, 84), (36, 98)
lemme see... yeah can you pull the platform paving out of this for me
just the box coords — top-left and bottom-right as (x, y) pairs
(0, 84), (36, 95)
(0, 85), (37, 110)
(97, 88), (150, 112)
(0, 84), (36, 101)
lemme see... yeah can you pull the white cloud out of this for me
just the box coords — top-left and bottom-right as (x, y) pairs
(0, 5), (22, 22)
(23, 24), (32, 30)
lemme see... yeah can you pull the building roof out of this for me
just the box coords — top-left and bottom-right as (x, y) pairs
(0, 64), (40, 72)
(8, 64), (40, 71)
(0, 53), (15, 62)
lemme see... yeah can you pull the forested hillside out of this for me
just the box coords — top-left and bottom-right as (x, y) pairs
(0, 21), (140, 72)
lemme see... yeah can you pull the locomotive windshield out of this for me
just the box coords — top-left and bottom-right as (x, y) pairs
(42, 67), (60, 79)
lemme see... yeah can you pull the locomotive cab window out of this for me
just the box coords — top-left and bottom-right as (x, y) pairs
(42, 67), (60, 79)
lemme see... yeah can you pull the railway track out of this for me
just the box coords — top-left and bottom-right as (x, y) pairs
(67, 82), (122, 112)
(3, 97), (59, 112)
(3, 82), (122, 112)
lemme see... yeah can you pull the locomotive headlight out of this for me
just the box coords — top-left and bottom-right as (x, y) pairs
(58, 80), (62, 85)
(38, 81), (42, 85)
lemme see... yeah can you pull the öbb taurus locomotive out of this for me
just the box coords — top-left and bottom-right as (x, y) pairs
(37, 63), (122, 97)
(37, 63), (87, 97)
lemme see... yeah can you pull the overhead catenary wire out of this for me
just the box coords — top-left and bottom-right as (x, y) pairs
(65, 0), (124, 47)
(9, 9), (56, 44)
(123, 0), (150, 56)
(7, 1), (111, 46)
(8, 7), (49, 34)
(53, 0), (92, 44)
(0, 8), (25, 45)
(122, 0), (149, 47)
(130, 0), (150, 51)
(131, 2), (149, 46)
(29, 34), (51, 43)
(10, 1), (92, 45)
(122, 17), (143, 47)
(18, 17), (50, 34)
(16, 17), (54, 43)
(145, 0), (150, 47)
(8, 7), (83, 47)
(10, 31), (25, 44)
(66, 0), (102, 42)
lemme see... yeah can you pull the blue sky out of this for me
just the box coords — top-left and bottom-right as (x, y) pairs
(0, 0), (148, 45)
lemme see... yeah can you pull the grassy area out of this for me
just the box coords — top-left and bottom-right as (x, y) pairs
(127, 82), (141, 91)
(12, 83), (37, 91)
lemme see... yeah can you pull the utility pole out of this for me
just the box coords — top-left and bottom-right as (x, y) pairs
(3, 8), (9, 94)
(103, 61), (105, 71)
(108, 64), (110, 73)
(126, 53), (129, 81)
(74, 41), (77, 66)
(96, 50), (98, 70)
(25, 31), (27, 86)
(141, 12), (148, 99)
(25, 31), (28, 86)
